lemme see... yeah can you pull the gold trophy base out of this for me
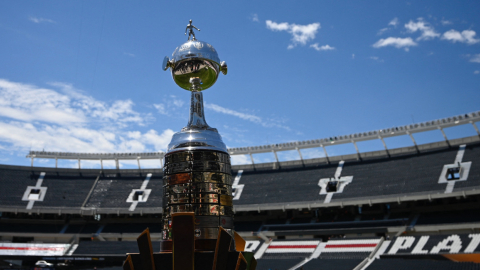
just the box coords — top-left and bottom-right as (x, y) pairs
(124, 213), (256, 270)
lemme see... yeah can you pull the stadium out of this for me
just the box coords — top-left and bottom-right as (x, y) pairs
(2, 2), (480, 270)
(1, 111), (479, 269)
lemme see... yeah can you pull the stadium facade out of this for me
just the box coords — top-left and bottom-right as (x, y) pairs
(1, 111), (480, 269)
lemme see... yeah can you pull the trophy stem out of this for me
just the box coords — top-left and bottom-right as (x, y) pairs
(183, 90), (213, 131)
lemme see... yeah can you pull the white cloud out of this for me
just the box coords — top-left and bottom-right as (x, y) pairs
(50, 82), (149, 126)
(0, 79), (172, 159)
(389, 18), (399, 27)
(172, 96), (184, 107)
(204, 103), (290, 130)
(405, 19), (440, 40)
(205, 103), (262, 123)
(310, 43), (335, 51)
(377, 27), (389, 35)
(29, 17), (55, 24)
(352, 54), (355, 59)
(126, 129), (175, 152)
(441, 19), (453, 25)
(370, 56), (384, 62)
(230, 154), (250, 165)
(153, 95), (184, 116)
(378, 18), (399, 35)
(123, 52), (135, 57)
(372, 37), (417, 51)
(266, 21), (289, 31)
(0, 120), (174, 154)
(0, 80), (85, 125)
(251, 14), (259, 22)
(470, 54), (480, 63)
(153, 104), (167, 115)
(442, 30), (480, 44)
(474, 70), (480, 74)
(266, 20), (321, 49)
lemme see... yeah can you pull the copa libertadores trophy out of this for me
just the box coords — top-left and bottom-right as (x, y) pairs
(160, 19), (232, 250)
(121, 21), (256, 270)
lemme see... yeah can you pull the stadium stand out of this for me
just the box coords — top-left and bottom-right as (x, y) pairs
(84, 172), (163, 210)
(0, 141), (479, 216)
(72, 241), (149, 255)
(0, 166), (40, 209)
(1, 125), (480, 268)
(366, 259), (480, 270)
(304, 259), (365, 270)
(232, 141), (480, 209)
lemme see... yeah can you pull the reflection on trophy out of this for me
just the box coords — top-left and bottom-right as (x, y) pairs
(124, 21), (255, 270)
(161, 18), (231, 250)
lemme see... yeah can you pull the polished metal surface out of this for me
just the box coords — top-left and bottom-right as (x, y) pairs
(166, 39), (225, 91)
(167, 127), (228, 154)
(166, 151), (230, 164)
(164, 183), (232, 195)
(185, 91), (210, 130)
(166, 91), (229, 153)
(166, 193), (233, 206)
(162, 150), (233, 242)
(162, 21), (229, 153)
(161, 23), (233, 247)
(164, 161), (231, 175)
(164, 172), (233, 185)
(185, 19), (200, 41)
(220, 61), (228, 75)
(166, 204), (234, 217)
(163, 32), (227, 91)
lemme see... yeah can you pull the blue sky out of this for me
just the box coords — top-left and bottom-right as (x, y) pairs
(0, 1), (479, 168)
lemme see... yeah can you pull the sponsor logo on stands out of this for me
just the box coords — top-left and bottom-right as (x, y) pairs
(0, 243), (70, 256)
(265, 241), (320, 253)
(257, 239), (381, 255)
(42, 257), (105, 261)
(245, 241), (261, 252)
(387, 234), (480, 254)
(322, 239), (380, 253)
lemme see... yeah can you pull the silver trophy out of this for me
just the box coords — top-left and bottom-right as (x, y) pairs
(161, 20), (232, 252)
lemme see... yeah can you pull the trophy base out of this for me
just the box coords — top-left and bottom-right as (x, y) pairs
(123, 215), (256, 270)
(159, 239), (218, 252)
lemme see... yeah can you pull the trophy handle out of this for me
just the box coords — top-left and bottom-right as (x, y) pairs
(162, 56), (171, 71)
(220, 61), (228, 75)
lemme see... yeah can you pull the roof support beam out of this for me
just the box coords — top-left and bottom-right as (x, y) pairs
(272, 150), (279, 163)
(321, 144), (330, 164)
(296, 147), (303, 161)
(379, 136), (390, 157)
(351, 140), (361, 160)
(439, 127), (451, 147)
(471, 121), (480, 137)
(272, 150), (280, 170)
(406, 131), (419, 153)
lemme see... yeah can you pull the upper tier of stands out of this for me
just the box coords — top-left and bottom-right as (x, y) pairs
(234, 142), (480, 209)
(0, 140), (479, 215)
